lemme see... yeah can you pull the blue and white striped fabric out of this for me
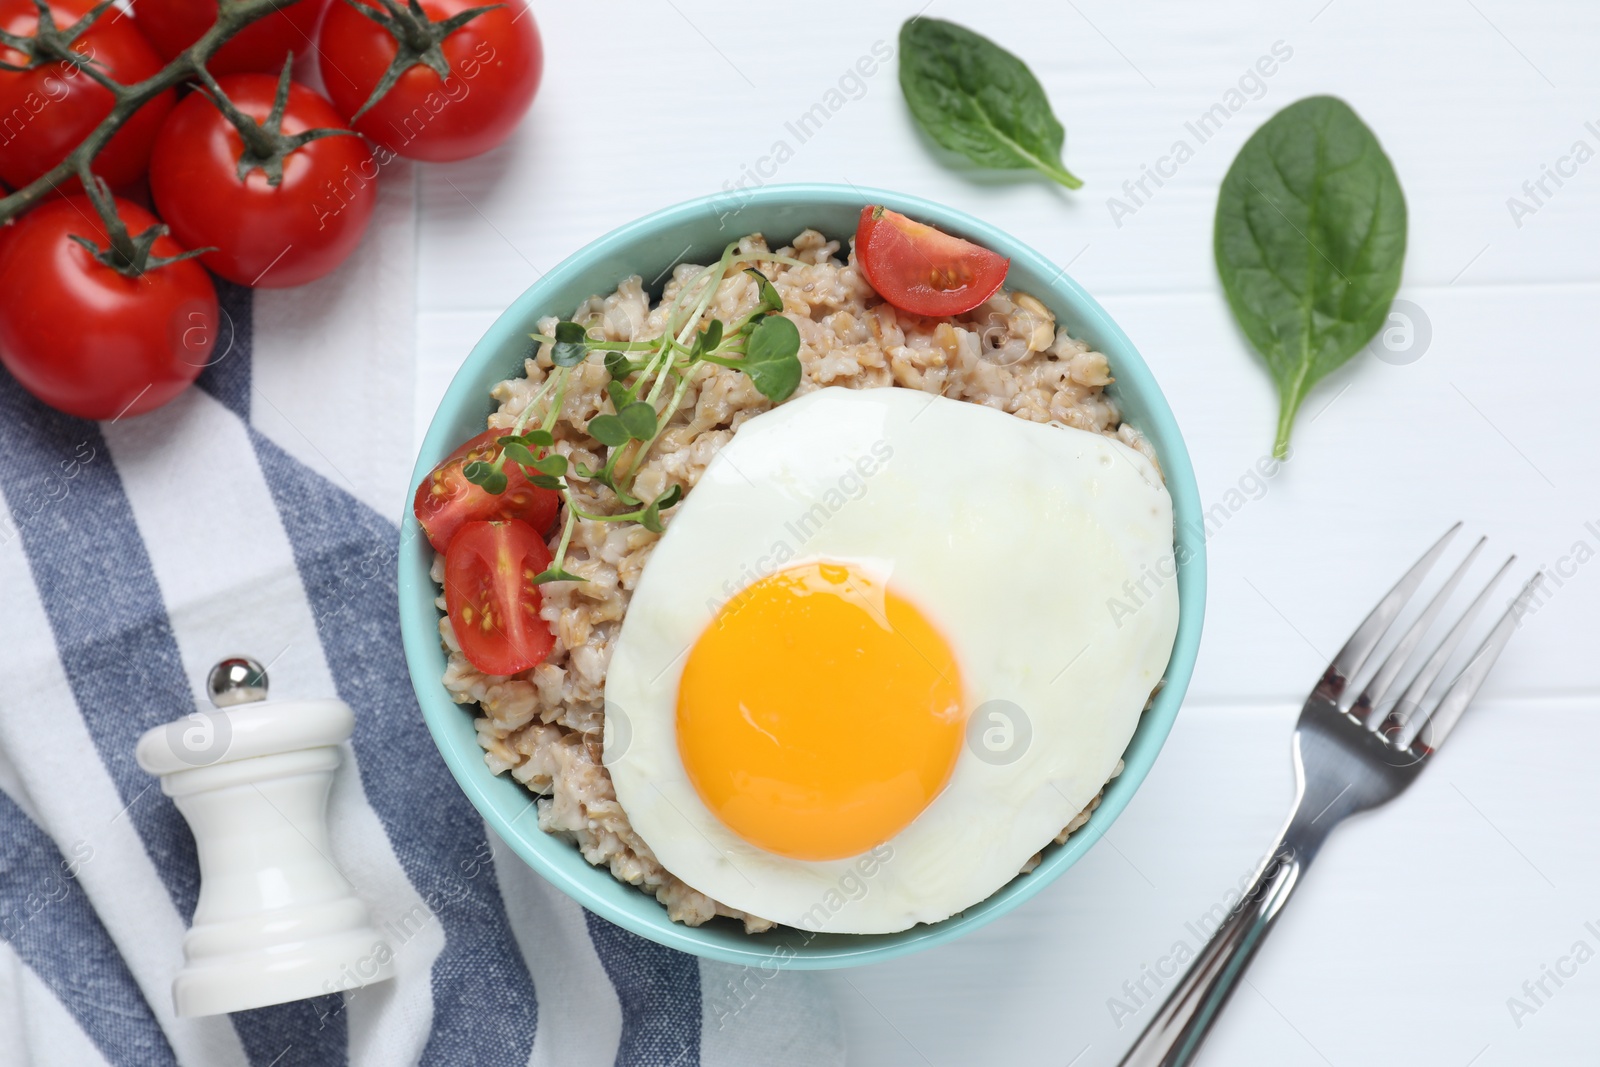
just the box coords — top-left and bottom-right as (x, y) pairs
(0, 174), (843, 1067)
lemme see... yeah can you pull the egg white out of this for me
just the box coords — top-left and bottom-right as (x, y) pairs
(603, 386), (1178, 933)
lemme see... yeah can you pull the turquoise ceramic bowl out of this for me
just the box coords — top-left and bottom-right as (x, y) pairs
(399, 183), (1205, 969)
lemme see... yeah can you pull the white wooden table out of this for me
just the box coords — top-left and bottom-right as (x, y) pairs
(413, 2), (1600, 1062)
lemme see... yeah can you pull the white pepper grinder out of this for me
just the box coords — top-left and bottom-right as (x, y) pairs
(135, 658), (395, 1016)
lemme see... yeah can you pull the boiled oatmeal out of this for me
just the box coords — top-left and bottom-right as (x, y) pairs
(433, 228), (1159, 932)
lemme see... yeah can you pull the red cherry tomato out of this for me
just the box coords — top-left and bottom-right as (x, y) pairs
(444, 519), (555, 676)
(149, 73), (376, 288)
(854, 206), (1011, 318)
(317, 0), (541, 162)
(414, 428), (561, 553)
(0, 0), (176, 190)
(0, 197), (217, 420)
(131, 0), (326, 75)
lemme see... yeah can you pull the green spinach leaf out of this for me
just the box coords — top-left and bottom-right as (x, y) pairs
(898, 17), (1082, 190)
(1215, 95), (1407, 458)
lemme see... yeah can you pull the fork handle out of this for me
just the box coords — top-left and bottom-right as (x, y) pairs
(1116, 816), (1327, 1066)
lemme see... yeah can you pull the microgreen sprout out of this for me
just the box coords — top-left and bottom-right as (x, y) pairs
(462, 245), (805, 584)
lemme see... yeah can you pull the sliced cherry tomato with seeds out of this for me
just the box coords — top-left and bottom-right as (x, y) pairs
(854, 205), (1010, 318)
(444, 519), (555, 676)
(414, 428), (561, 553)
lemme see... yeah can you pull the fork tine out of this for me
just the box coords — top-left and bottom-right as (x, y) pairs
(1323, 522), (1461, 698)
(1401, 572), (1544, 752)
(1385, 555), (1515, 742)
(1354, 536), (1487, 727)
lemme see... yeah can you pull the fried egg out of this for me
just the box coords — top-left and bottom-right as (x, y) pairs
(603, 386), (1178, 933)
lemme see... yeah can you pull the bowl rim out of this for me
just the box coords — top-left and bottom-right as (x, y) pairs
(399, 182), (1206, 969)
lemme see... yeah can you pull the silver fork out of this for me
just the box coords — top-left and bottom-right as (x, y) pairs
(1118, 524), (1543, 1066)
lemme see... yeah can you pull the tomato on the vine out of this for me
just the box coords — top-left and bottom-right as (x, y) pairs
(414, 428), (561, 553)
(0, 0), (176, 190)
(149, 73), (377, 288)
(131, 0), (326, 76)
(444, 519), (556, 676)
(855, 206), (1010, 318)
(317, 0), (541, 162)
(0, 197), (217, 420)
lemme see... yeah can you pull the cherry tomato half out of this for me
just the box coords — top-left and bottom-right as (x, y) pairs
(149, 73), (376, 288)
(131, 0), (326, 76)
(414, 428), (561, 553)
(444, 519), (555, 676)
(854, 206), (1010, 318)
(317, 0), (541, 162)
(0, 197), (217, 420)
(0, 0), (176, 190)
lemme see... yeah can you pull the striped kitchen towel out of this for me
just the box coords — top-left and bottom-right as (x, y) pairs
(0, 167), (843, 1067)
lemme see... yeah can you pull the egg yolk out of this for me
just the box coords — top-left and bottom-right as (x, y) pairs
(676, 561), (966, 861)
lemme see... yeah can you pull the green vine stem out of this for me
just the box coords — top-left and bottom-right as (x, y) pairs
(69, 162), (210, 276)
(192, 55), (356, 185)
(0, 0), (306, 226)
(342, 0), (500, 120)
